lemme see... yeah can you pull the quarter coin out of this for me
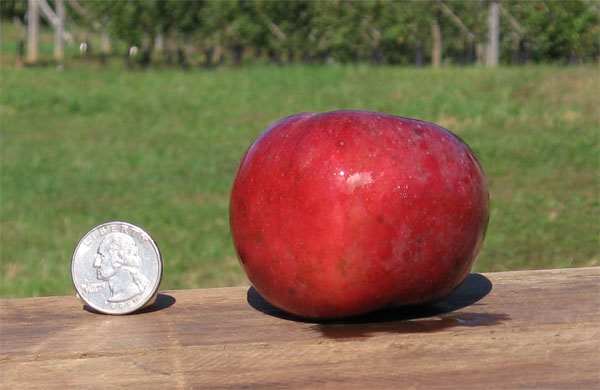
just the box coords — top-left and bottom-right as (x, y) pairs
(71, 221), (163, 314)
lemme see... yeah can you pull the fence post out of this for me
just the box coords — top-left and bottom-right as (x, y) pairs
(431, 14), (442, 68)
(27, 0), (39, 64)
(487, 0), (500, 66)
(54, 0), (65, 62)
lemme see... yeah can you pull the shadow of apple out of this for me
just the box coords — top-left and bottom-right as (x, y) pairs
(247, 273), (507, 338)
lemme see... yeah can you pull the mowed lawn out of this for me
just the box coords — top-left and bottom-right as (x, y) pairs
(1, 65), (598, 298)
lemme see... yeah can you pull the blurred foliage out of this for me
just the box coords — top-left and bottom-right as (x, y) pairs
(507, 0), (600, 62)
(2, 0), (598, 66)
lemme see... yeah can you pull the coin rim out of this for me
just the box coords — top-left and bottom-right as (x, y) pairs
(71, 221), (163, 315)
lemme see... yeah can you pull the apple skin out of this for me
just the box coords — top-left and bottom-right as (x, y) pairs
(230, 110), (489, 320)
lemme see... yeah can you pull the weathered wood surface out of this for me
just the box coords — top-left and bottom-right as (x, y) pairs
(1, 267), (599, 389)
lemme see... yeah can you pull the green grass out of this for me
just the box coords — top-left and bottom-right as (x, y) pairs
(1, 65), (599, 298)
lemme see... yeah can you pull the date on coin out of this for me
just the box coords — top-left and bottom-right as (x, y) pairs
(71, 221), (163, 315)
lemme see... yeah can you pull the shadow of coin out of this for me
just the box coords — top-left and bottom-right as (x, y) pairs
(83, 293), (176, 315)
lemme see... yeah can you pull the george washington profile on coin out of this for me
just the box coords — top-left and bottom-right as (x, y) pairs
(94, 232), (150, 303)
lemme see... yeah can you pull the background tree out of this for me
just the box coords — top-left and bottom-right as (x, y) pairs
(252, 0), (312, 63)
(10, 0), (599, 67)
(507, 0), (599, 63)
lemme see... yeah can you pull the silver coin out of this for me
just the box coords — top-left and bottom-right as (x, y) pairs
(71, 221), (163, 315)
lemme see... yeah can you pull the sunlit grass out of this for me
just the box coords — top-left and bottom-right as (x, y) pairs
(1, 65), (599, 297)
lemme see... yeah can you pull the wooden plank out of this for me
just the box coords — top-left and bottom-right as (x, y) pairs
(1, 267), (599, 389)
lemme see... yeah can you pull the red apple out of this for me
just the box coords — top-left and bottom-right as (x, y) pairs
(230, 110), (489, 319)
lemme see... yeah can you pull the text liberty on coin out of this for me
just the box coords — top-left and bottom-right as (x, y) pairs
(71, 221), (163, 314)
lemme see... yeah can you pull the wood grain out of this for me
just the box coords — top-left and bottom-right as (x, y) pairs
(1, 267), (599, 389)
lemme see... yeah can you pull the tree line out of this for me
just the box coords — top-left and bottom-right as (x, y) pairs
(4, 0), (599, 67)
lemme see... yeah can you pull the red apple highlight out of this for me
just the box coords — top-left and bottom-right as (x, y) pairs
(230, 110), (489, 319)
